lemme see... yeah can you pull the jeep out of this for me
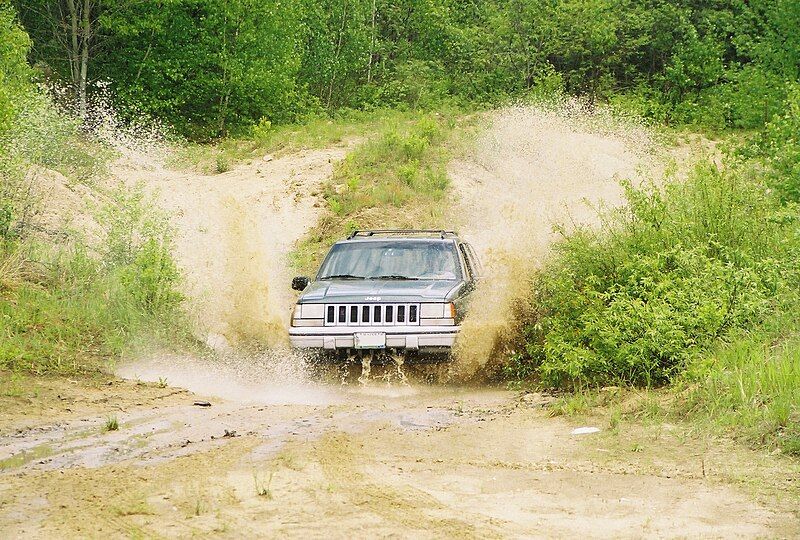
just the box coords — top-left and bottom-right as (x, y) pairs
(289, 230), (482, 363)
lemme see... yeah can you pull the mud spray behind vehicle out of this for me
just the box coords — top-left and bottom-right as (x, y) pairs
(289, 230), (482, 363)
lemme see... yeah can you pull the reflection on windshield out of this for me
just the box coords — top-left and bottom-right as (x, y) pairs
(318, 240), (461, 281)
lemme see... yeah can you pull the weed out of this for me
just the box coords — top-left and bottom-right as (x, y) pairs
(253, 470), (274, 499)
(104, 415), (119, 432)
(608, 407), (622, 433)
(1, 372), (26, 397)
(157, 377), (168, 389)
(548, 392), (595, 417)
(215, 154), (230, 174)
(678, 325), (800, 455)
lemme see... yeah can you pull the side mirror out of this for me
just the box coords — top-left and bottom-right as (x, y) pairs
(292, 276), (310, 291)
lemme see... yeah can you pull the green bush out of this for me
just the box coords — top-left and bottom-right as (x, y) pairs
(0, 3), (32, 140)
(745, 86), (800, 203)
(118, 238), (182, 315)
(520, 165), (800, 388)
(0, 186), (187, 374)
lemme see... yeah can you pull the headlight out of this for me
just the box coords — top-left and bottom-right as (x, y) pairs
(419, 302), (456, 325)
(292, 303), (325, 326)
(420, 302), (457, 318)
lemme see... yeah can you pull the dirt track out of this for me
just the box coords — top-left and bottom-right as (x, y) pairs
(2, 107), (799, 538)
(1, 374), (798, 538)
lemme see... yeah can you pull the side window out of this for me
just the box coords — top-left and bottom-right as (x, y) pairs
(465, 243), (483, 279)
(459, 243), (475, 281)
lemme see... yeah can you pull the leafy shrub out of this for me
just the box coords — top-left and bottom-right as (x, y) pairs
(0, 185), (186, 374)
(215, 154), (230, 174)
(0, 4), (33, 139)
(250, 117), (272, 142)
(520, 165), (800, 388)
(744, 86), (800, 203)
(118, 238), (182, 315)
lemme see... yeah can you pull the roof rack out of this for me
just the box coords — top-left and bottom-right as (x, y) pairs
(347, 229), (458, 240)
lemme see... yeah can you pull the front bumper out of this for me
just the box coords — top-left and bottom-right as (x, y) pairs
(289, 324), (459, 350)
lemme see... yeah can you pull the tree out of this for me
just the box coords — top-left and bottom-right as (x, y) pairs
(0, 2), (33, 137)
(13, 0), (104, 119)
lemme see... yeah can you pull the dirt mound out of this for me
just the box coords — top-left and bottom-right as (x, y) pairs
(114, 147), (348, 350)
(448, 104), (657, 377)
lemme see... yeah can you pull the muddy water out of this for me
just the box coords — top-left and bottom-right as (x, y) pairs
(449, 103), (657, 377)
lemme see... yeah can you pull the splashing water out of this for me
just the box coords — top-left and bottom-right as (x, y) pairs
(116, 349), (340, 405)
(112, 127), (348, 393)
(448, 102), (658, 378)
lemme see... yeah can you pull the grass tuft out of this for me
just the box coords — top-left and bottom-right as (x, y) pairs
(103, 415), (119, 432)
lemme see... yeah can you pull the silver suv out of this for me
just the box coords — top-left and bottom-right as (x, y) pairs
(289, 230), (482, 360)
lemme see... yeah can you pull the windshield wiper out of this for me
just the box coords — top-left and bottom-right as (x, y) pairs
(370, 275), (420, 280)
(320, 274), (366, 280)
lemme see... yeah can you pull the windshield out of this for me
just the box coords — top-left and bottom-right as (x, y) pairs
(318, 240), (462, 281)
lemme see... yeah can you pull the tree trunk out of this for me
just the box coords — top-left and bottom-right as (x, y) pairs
(326, 0), (348, 108)
(78, 0), (91, 120)
(367, 0), (376, 84)
(66, 0), (80, 99)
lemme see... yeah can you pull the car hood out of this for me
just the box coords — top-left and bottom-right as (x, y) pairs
(299, 279), (464, 304)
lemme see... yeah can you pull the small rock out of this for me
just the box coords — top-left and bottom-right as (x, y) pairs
(571, 427), (601, 435)
(262, 154), (273, 162)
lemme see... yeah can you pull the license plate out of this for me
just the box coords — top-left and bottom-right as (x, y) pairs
(354, 332), (386, 349)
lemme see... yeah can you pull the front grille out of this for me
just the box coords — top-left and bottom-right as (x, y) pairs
(324, 303), (420, 326)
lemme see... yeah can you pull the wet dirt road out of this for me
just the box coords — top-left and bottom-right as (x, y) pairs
(1, 365), (798, 539)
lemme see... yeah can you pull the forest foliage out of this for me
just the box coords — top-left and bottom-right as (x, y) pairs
(8, 0), (800, 138)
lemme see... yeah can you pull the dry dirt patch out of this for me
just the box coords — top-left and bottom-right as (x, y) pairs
(1, 379), (796, 538)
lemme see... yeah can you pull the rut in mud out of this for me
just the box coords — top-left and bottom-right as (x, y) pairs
(3, 107), (798, 538)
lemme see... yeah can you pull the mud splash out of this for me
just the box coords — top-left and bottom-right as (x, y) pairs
(449, 103), (657, 377)
(115, 145), (347, 345)
(116, 351), (337, 405)
(221, 196), (287, 348)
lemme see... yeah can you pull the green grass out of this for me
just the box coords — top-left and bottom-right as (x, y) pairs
(291, 108), (479, 273)
(103, 415), (119, 432)
(168, 108), (449, 175)
(548, 324), (800, 457)
(678, 320), (800, 455)
(0, 186), (191, 375)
